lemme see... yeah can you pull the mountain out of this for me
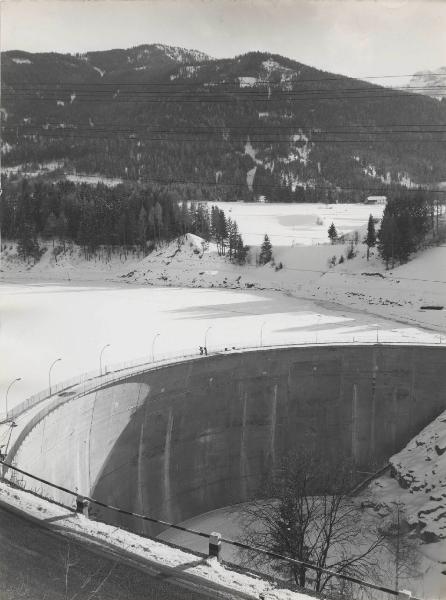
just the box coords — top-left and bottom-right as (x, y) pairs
(2, 44), (212, 84)
(407, 67), (446, 100)
(2, 45), (446, 202)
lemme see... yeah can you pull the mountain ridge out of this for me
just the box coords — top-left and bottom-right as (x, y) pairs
(2, 44), (446, 202)
(407, 66), (446, 100)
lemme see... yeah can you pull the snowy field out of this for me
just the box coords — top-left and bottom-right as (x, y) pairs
(213, 202), (384, 246)
(0, 281), (440, 414)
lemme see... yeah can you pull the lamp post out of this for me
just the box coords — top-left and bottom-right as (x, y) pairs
(315, 314), (321, 345)
(204, 326), (212, 353)
(48, 358), (62, 396)
(151, 333), (160, 362)
(5, 377), (21, 420)
(99, 344), (110, 376)
(260, 321), (267, 347)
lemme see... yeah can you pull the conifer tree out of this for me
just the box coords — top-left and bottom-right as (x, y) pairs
(328, 222), (338, 244)
(364, 214), (376, 260)
(137, 205), (148, 250)
(259, 234), (273, 265)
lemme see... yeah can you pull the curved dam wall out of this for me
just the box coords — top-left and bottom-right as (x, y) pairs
(9, 345), (446, 536)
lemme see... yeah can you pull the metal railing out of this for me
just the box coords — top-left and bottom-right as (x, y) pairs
(0, 458), (422, 600)
(4, 337), (445, 423)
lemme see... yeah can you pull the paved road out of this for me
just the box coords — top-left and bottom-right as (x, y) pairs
(0, 503), (240, 600)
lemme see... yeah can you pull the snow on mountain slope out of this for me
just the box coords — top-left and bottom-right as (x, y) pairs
(407, 67), (446, 100)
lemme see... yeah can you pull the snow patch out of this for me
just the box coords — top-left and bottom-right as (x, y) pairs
(92, 65), (105, 77)
(1, 142), (13, 155)
(238, 76), (258, 88)
(65, 174), (123, 187)
(12, 58), (31, 64)
(246, 166), (257, 191)
(244, 138), (262, 165)
(171, 65), (200, 80)
(155, 44), (210, 64)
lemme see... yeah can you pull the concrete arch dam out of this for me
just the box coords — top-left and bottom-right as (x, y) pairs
(9, 345), (446, 536)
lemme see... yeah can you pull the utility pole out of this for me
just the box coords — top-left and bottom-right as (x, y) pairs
(395, 502), (401, 590)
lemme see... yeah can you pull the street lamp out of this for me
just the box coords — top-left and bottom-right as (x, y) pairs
(151, 333), (160, 362)
(204, 326), (212, 353)
(315, 314), (321, 345)
(99, 344), (111, 376)
(5, 377), (21, 420)
(49, 358), (62, 395)
(260, 321), (267, 347)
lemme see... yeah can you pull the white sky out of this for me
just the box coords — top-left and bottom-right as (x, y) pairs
(1, 0), (446, 81)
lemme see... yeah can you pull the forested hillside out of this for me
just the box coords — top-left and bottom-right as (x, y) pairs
(0, 177), (248, 263)
(2, 44), (446, 203)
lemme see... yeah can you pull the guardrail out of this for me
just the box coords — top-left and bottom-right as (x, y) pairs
(4, 338), (445, 423)
(0, 458), (422, 600)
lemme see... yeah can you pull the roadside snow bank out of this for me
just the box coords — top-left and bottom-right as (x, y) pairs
(0, 479), (318, 600)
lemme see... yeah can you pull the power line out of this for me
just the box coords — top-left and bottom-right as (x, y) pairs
(9, 132), (446, 143)
(4, 86), (446, 103)
(5, 87), (446, 99)
(25, 172), (445, 194)
(5, 69), (446, 86)
(3, 121), (446, 133)
(0, 457), (407, 598)
(6, 122), (446, 132)
(5, 79), (446, 93)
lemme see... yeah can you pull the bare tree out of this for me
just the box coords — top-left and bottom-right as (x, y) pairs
(239, 452), (384, 595)
(379, 503), (421, 590)
(58, 541), (117, 600)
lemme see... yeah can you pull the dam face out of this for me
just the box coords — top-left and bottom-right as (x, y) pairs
(10, 345), (446, 535)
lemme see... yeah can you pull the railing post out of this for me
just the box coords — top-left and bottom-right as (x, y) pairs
(209, 532), (222, 561)
(76, 494), (90, 518)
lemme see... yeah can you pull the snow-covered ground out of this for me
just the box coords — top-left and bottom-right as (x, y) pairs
(2, 224), (444, 335)
(1, 204), (445, 598)
(1, 271), (436, 412)
(213, 202), (384, 246)
(1, 224), (445, 409)
(359, 408), (446, 600)
(387, 409), (446, 543)
(65, 174), (123, 186)
(0, 480), (310, 600)
(159, 491), (446, 599)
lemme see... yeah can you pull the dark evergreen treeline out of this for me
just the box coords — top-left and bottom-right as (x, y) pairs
(210, 205), (249, 263)
(377, 192), (444, 267)
(0, 177), (249, 263)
